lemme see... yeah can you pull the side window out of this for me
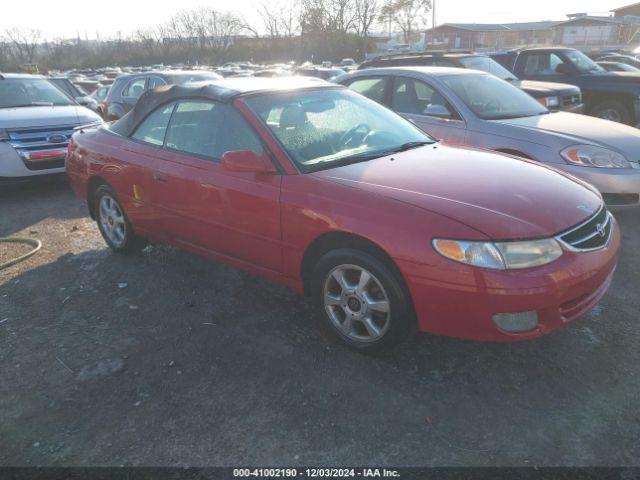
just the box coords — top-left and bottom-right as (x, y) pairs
(347, 77), (389, 103)
(131, 102), (175, 146)
(164, 100), (263, 160)
(148, 77), (166, 90)
(523, 53), (566, 76)
(123, 78), (146, 98)
(392, 77), (456, 118)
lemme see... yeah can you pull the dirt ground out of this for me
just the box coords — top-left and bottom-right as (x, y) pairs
(1, 177), (639, 467)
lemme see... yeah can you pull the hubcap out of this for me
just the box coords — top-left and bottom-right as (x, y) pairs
(98, 195), (127, 247)
(323, 264), (391, 343)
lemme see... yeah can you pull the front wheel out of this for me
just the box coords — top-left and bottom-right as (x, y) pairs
(311, 249), (415, 353)
(591, 100), (631, 124)
(94, 185), (147, 254)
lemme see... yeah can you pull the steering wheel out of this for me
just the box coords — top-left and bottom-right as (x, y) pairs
(337, 123), (371, 149)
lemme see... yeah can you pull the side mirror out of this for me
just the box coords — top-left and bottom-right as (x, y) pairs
(222, 150), (277, 174)
(423, 103), (452, 119)
(555, 63), (570, 75)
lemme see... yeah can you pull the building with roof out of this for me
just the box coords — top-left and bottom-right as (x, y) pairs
(612, 2), (640, 17)
(421, 3), (640, 52)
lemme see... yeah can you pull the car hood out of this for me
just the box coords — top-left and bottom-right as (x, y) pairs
(583, 70), (640, 85)
(492, 111), (640, 161)
(516, 80), (580, 96)
(312, 144), (601, 240)
(0, 105), (101, 129)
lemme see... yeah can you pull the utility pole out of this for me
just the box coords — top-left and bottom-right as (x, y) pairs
(432, 0), (437, 46)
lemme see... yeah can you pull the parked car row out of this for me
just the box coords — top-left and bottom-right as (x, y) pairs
(3, 50), (637, 351)
(359, 52), (584, 113)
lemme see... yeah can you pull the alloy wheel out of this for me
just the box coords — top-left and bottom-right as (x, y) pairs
(98, 195), (127, 247)
(323, 264), (391, 343)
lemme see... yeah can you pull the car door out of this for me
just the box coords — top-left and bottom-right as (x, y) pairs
(390, 75), (466, 146)
(120, 101), (178, 235)
(150, 99), (283, 272)
(520, 52), (574, 84)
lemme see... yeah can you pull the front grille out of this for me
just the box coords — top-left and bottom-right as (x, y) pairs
(563, 93), (582, 106)
(6, 124), (76, 171)
(557, 206), (612, 251)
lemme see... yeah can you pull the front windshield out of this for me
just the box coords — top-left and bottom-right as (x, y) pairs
(0, 78), (75, 108)
(458, 56), (518, 81)
(565, 50), (605, 73)
(245, 88), (434, 172)
(442, 73), (547, 120)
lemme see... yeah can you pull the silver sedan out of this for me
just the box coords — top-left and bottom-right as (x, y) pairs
(335, 67), (640, 209)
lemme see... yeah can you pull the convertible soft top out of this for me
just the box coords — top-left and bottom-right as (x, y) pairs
(110, 76), (336, 137)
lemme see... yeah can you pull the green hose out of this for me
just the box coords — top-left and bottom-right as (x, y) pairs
(0, 237), (42, 270)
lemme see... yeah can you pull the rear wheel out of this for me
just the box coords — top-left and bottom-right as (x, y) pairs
(311, 249), (414, 353)
(94, 185), (147, 253)
(591, 100), (631, 124)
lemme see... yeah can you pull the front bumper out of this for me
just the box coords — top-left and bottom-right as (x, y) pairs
(0, 142), (66, 178)
(398, 217), (620, 342)
(559, 164), (640, 209)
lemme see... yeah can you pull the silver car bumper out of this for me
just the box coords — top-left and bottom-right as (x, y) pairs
(560, 163), (640, 209)
(0, 142), (66, 179)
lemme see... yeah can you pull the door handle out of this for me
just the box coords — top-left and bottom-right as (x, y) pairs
(153, 172), (168, 182)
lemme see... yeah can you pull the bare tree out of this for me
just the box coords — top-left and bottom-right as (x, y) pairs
(5, 27), (42, 64)
(382, 0), (431, 43)
(355, 0), (380, 55)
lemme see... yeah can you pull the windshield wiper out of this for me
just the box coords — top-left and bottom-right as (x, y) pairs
(308, 141), (435, 171)
(389, 141), (435, 153)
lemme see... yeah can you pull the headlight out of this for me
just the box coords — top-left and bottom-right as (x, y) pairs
(433, 238), (563, 270)
(537, 96), (559, 108)
(561, 145), (631, 168)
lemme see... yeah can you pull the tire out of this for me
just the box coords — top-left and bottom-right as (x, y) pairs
(591, 100), (631, 124)
(94, 184), (147, 254)
(311, 248), (415, 353)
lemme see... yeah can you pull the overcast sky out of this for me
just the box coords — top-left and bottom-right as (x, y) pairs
(0, 0), (627, 40)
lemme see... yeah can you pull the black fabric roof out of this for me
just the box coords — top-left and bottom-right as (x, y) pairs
(110, 77), (334, 137)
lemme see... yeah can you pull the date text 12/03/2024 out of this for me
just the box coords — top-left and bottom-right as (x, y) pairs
(233, 468), (401, 478)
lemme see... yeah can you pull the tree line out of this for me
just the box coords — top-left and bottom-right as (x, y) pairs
(0, 0), (432, 71)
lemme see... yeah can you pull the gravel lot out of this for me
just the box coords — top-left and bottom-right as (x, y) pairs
(1, 178), (639, 467)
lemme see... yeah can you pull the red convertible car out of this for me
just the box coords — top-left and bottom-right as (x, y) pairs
(66, 77), (620, 352)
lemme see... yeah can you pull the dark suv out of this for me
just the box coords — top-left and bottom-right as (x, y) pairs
(104, 70), (222, 120)
(359, 52), (583, 112)
(492, 47), (640, 124)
